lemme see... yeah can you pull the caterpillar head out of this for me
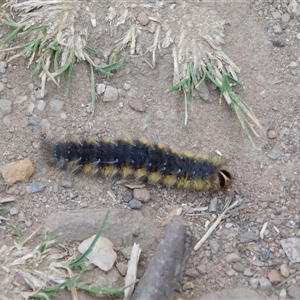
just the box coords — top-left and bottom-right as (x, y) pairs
(217, 169), (233, 188)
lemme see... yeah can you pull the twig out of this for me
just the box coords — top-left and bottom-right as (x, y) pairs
(194, 197), (242, 251)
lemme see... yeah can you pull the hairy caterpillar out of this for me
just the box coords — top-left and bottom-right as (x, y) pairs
(44, 137), (233, 191)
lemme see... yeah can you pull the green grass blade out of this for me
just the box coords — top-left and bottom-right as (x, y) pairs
(76, 284), (124, 296)
(84, 44), (97, 53)
(66, 62), (73, 97)
(3, 24), (26, 44)
(9, 224), (23, 246)
(31, 58), (43, 77)
(28, 24), (49, 32)
(167, 77), (187, 92)
(37, 232), (60, 253)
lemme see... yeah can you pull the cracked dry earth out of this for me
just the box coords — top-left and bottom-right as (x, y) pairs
(0, 1), (300, 300)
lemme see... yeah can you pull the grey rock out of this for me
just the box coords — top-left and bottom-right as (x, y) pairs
(268, 149), (281, 160)
(123, 194), (133, 203)
(259, 277), (271, 289)
(237, 231), (259, 243)
(280, 237), (300, 263)
(244, 268), (253, 277)
(0, 82), (5, 92)
(97, 83), (106, 95)
(232, 262), (244, 272)
(196, 264), (207, 275)
(52, 183), (59, 193)
(280, 127), (290, 137)
(288, 284), (300, 299)
(26, 182), (44, 194)
(133, 188), (150, 203)
(287, 0), (300, 18)
(25, 220), (32, 228)
(273, 24), (282, 34)
(185, 268), (199, 278)
(0, 61), (7, 74)
(259, 248), (270, 262)
(50, 99), (64, 111)
(279, 264), (290, 278)
(0, 99), (12, 117)
(272, 11), (281, 19)
(209, 239), (220, 254)
(37, 100), (46, 111)
(249, 278), (260, 289)
(61, 180), (72, 188)
(226, 269), (235, 277)
(282, 13), (291, 23)
(182, 282), (194, 291)
(10, 207), (18, 215)
(18, 211), (26, 222)
(196, 82), (210, 101)
(116, 262), (127, 276)
(128, 199), (142, 210)
(46, 209), (150, 248)
(225, 253), (241, 263)
(103, 85), (118, 102)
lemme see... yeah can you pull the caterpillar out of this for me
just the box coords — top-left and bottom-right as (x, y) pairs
(43, 137), (233, 191)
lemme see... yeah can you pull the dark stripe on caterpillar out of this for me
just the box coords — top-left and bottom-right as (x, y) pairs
(43, 137), (233, 190)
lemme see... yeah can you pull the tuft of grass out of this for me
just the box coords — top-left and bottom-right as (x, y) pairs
(168, 54), (262, 146)
(9, 224), (23, 246)
(76, 284), (124, 297)
(1, 14), (125, 101)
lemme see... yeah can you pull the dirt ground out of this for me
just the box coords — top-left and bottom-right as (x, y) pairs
(0, 0), (300, 299)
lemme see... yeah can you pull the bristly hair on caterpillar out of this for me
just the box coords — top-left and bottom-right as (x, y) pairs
(43, 137), (233, 191)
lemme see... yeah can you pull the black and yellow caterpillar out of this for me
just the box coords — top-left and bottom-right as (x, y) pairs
(44, 137), (233, 191)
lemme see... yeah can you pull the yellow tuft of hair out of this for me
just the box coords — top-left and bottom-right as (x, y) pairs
(138, 138), (150, 147)
(147, 171), (162, 184)
(85, 137), (95, 144)
(120, 166), (133, 178)
(135, 168), (147, 179)
(163, 174), (177, 187)
(102, 165), (118, 177)
(83, 163), (93, 173)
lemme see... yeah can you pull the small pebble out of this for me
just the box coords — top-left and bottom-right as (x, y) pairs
(133, 188), (150, 203)
(97, 83), (106, 95)
(182, 282), (194, 291)
(128, 199), (142, 210)
(259, 248), (270, 262)
(25, 220), (32, 228)
(268, 269), (282, 283)
(185, 268), (199, 278)
(103, 85), (118, 102)
(287, 284), (300, 299)
(137, 11), (149, 26)
(52, 183), (59, 193)
(196, 264), (207, 275)
(226, 269), (235, 277)
(267, 129), (277, 139)
(280, 264), (290, 278)
(61, 180), (72, 188)
(244, 268), (254, 277)
(26, 182), (44, 194)
(209, 239), (220, 254)
(123, 194), (133, 203)
(233, 262), (244, 272)
(268, 149), (281, 160)
(225, 253), (241, 263)
(37, 100), (46, 111)
(129, 98), (146, 112)
(259, 277), (271, 289)
(10, 207), (18, 215)
(18, 211), (26, 221)
(249, 278), (260, 289)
